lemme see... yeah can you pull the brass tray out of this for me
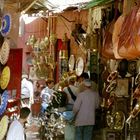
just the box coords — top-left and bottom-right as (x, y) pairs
(0, 66), (10, 90)
(68, 55), (75, 72)
(0, 115), (9, 140)
(75, 57), (84, 76)
(0, 39), (10, 65)
(113, 111), (125, 130)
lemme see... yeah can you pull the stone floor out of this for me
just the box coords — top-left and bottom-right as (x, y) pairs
(25, 116), (103, 140)
(26, 117), (40, 140)
(25, 116), (65, 140)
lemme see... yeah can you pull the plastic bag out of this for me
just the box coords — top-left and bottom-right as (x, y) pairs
(64, 124), (75, 140)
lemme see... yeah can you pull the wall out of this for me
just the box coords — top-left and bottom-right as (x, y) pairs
(18, 18), (48, 74)
(56, 10), (88, 59)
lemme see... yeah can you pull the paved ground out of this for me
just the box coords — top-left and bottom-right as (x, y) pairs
(25, 117), (65, 140)
(26, 117), (40, 140)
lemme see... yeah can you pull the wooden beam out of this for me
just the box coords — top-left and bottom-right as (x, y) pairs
(21, 0), (38, 14)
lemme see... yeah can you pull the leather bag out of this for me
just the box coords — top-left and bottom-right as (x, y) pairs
(118, 6), (140, 59)
(101, 20), (115, 59)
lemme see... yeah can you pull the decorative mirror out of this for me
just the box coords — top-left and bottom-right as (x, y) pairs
(68, 55), (75, 72)
(75, 57), (84, 76)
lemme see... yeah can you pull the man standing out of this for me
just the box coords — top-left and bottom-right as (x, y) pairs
(73, 79), (100, 140)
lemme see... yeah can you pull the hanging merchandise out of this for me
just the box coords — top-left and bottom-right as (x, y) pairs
(0, 66), (10, 90)
(112, 0), (140, 59)
(117, 5), (140, 59)
(0, 0), (4, 11)
(71, 24), (87, 54)
(107, 71), (118, 83)
(0, 33), (4, 50)
(68, 55), (75, 72)
(0, 115), (9, 140)
(50, 33), (57, 45)
(128, 61), (137, 76)
(0, 32), (4, 48)
(101, 0), (121, 59)
(19, 16), (25, 37)
(0, 13), (4, 47)
(56, 38), (69, 82)
(0, 39), (10, 65)
(112, 15), (124, 59)
(87, 8), (101, 50)
(1, 14), (11, 36)
(35, 64), (52, 79)
(106, 111), (114, 129)
(0, 90), (9, 116)
(29, 35), (36, 46)
(133, 84), (140, 100)
(117, 59), (128, 78)
(75, 57), (84, 76)
(106, 111), (125, 130)
(59, 50), (68, 76)
(92, 7), (101, 30)
(40, 22), (48, 50)
(135, 72), (140, 85)
(101, 20), (115, 59)
(44, 36), (49, 47)
(107, 59), (119, 73)
(90, 51), (98, 75)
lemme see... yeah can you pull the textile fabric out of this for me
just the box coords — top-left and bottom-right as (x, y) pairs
(6, 120), (25, 140)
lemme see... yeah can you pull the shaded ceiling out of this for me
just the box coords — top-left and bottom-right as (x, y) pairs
(3, 0), (92, 14)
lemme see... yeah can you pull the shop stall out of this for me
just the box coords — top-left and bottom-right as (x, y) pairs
(0, 0), (140, 140)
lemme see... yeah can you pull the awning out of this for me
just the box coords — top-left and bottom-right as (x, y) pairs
(84, 0), (114, 9)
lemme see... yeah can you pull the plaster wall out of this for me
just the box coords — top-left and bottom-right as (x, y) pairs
(56, 10), (88, 59)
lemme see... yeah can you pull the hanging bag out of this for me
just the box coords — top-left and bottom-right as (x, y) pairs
(101, 0), (120, 59)
(118, 5), (140, 59)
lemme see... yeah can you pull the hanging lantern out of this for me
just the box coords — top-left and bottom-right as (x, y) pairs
(62, 33), (69, 42)
(34, 38), (40, 52)
(49, 33), (57, 45)
(29, 35), (36, 46)
(25, 35), (31, 46)
(44, 36), (49, 47)
(40, 38), (45, 50)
